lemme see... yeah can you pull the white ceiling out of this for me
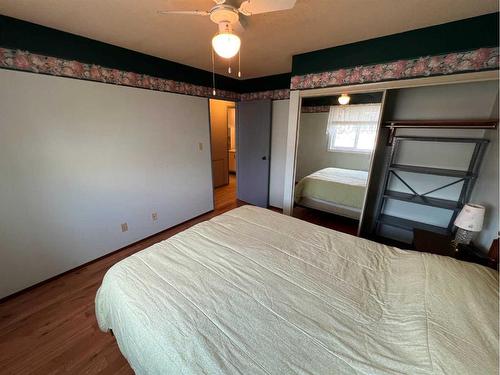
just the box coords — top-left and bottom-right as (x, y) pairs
(0, 0), (497, 79)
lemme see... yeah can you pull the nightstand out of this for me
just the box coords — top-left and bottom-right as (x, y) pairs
(413, 229), (496, 269)
(454, 243), (493, 268)
(413, 229), (455, 257)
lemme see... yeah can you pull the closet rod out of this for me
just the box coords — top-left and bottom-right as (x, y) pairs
(383, 120), (498, 129)
(383, 120), (498, 145)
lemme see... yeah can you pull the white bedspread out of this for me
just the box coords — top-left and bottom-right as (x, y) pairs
(96, 206), (498, 374)
(294, 167), (368, 209)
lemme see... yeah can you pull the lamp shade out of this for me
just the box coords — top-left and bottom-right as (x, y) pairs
(212, 32), (241, 59)
(454, 203), (485, 232)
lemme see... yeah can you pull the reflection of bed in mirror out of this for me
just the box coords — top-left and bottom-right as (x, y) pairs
(294, 167), (368, 219)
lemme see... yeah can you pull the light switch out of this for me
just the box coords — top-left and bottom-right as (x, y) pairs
(198, 142), (203, 151)
(121, 223), (128, 232)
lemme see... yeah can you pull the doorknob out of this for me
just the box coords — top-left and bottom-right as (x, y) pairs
(261, 156), (267, 160)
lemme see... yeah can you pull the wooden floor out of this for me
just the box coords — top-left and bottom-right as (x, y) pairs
(0, 177), (241, 375)
(0, 175), (359, 374)
(216, 173), (238, 211)
(293, 205), (359, 236)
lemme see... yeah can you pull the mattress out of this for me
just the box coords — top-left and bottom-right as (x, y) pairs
(294, 167), (368, 209)
(96, 205), (498, 375)
(298, 196), (362, 220)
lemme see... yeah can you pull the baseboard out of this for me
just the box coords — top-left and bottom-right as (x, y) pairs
(0, 208), (214, 304)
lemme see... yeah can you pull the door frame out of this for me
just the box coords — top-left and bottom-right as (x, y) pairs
(227, 106), (237, 174)
(207, 99), (216, 210)
(209, 99), (238, 202)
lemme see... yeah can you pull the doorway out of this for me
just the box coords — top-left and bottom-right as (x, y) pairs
(209, 99), (237, 210)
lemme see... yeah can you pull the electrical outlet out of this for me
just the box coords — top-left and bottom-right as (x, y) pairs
(121, 223), (128, 232)
(198, 142), (203, 151)
(152, 212), (158, 221)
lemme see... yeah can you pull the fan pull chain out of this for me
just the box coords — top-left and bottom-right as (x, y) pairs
(211, 47), (216, 96)
(228, 58), (232, 74)
(238, 49), (241, 78)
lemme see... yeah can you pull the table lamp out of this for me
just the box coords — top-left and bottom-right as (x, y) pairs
(454, 203), (485, 245)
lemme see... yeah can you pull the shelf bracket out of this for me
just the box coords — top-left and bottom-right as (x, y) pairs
(387, 125), (396, 146)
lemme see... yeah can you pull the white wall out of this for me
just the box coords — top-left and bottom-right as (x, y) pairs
(385, 81), (498, 120)
(470, 129), (499, 252)
(0, 69), (214, 298)
(269, 99), (289, 208)
(296, 112), (371, 179)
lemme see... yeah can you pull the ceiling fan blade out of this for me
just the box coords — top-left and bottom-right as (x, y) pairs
(233, 16), (247, 33)
(238, 0), (296, 15)
(157, 10), (210, 16)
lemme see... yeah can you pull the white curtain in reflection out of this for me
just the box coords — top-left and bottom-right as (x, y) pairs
(326, 103), (381, 152)
(327, 103), (381, 134)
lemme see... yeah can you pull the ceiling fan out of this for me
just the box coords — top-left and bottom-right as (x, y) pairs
(159, 0), (297, 62)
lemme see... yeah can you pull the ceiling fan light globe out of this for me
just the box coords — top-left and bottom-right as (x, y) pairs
(212, 33), (241, 59)
(338, 93), (351, 105)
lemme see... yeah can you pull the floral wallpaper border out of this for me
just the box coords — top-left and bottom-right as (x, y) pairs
(240, 89), (290, 101)
(300, 105), (330, 113)
(0, 47), (240, 100)
(1, 47), (497, 101)
(290, 47), (499, 90)
(0, 47), (292, 101)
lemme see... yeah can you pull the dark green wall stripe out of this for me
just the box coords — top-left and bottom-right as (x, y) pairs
(292, 13), (499, 76)
(0, 14), (292, 93)
(0, 14), (244, 91)
(2, 13), (498, 92)
(238, 73), (291, 92)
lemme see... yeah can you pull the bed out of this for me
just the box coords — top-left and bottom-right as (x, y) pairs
(96, 205), (498, 374)
(294, 167), (368, 219)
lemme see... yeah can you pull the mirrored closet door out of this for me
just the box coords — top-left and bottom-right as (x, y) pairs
(292, 92), (384, 235)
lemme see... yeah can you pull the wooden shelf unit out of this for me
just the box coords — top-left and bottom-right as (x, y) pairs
(375, 136), (489, 242)
(383, 190), (461, 210)
(388, 164), (474, 178)
(378, 214), (450, 236)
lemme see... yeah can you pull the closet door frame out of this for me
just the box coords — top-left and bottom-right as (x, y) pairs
(282, 70), (498, 236)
